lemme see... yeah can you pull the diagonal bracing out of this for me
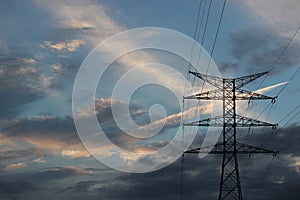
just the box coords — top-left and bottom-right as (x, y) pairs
(184, 71), (278, 200)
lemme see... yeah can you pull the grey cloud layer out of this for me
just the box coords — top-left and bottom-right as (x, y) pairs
(228, 27), (300, 74)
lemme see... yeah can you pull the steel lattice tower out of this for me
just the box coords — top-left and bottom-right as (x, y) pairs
(184, 71), (278, 200)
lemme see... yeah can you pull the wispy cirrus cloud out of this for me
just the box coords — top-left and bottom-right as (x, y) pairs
(228, 27), (300, 74)
(239, 0), (300, 34)
(0, 57), (46, 119)
(41, 40), (86, 52)
(255, 82), (288, 94)
(31, 166), (92, 181)
(4, 162), (27, 171)
(33, 158), (46, 164)
(224, 1), (300, 75)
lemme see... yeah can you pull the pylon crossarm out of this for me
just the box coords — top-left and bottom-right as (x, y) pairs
(183, 71), (278, 200)
(183, 115), (223, 127)
(235, 115), (277, 127)
(235, 142), (279, 155)
(235, 71), (268, 89)
(184, 143), (221, 154)
(184, 89), (223, 100)
(189, 71), (224, 89)
(185, 142), (278, 155)
(236, 89), (276, 101)
(183, 114), (277, 128)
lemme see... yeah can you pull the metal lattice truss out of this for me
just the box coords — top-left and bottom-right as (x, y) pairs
(188, 71), (268, 90)
(184, 114), (277, 127)
(184, 71), (278, 200)
(185, 142), (279, 156)
(184, 88), (276, 101)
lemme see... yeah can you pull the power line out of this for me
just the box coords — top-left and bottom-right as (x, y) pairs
(206, 0), (227, 73)
(184, 0), (227, 154)
(181, 1), (206, 199)
(276, 108), (300, 152)
(184, 72), (278, 200)
(257, 24), (300, 89)
(246, 65), (300, 131)
(277, 66), (300, 96)
(181, 2), (228, 199)
(184, 0), (213, 150)
(278, 104), (300, 125)
(191, 0), (212, 86)
(276, 106), (300, 135)
(186, 0), (204, 73)
(258, 103), (300, 149)
(242, 24), (300, 121)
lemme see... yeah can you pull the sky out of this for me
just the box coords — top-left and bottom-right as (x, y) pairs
(1, 0), (300, 199)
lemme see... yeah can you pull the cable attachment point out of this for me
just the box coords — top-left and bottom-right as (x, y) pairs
(248, 99), (251, 105)
(271, 96), (278, 104)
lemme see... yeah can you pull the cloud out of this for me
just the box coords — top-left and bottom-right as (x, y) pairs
(97, 125), (300, 200)
(229, 27), (300, 74)
(216, 61), (240, 75)
(1, 115), (85, 155)
(255, 82), (288, 94)
(64, 20), (96, 30)
(0, 126), (299, 200)
(34, 0), (121, 45)
(0, 57), (46, 120)
(41, 40), (86, 52)
(239, 0), (300, 34)
(31, 166), (92, 181)
(0, 148), (40, 160)
(4, 163), (27, 171)
(0, 98), (146, 161)
(33, 158), (46, 164)
(0, 180), (35, 200)
(0, 96), (212, 168)
(61, 150), (90, 158)
(34, 0), (196, 97)
(228, 1), (300, 75)
(51, 63), (63, 72)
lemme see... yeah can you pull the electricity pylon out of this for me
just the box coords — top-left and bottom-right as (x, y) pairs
(184, 71), (278, 200)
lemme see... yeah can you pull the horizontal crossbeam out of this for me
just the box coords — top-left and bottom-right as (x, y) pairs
(185, 142), (278, 156)
(188, 71), (268, 90)
(184, 88), (276, 101)
(188, 71), (224, 90)
(235, 71), (268, 89)
(183, 115), (277, 128)
(184, 89), (223, 100)
(236, 89), (276, 101)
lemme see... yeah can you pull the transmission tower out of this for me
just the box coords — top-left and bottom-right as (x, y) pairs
(184, 71), (278, 200)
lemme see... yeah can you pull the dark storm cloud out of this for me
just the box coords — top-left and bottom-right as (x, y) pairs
(94, 124), (300, 200)
(238, 124), (300, 156)
(0, 125), (299, 200)
(229, 27), (300, 74)
(0, 95), (185, 157)
(112, 157), (220, 200)
(0, 180), (35, 200)
(54, 156), (220, 200)
(217, 61), (240, 75)
(31, 166), (90, 181)
(0, 98), (150, 157)
(0, 115), (88, 160)
(0, 148), (39, 160)
(0, 166), (98, 200)
(2, 116), (79, 147)
(0, 57), (45, 120)
(56, 180), (99, 193)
